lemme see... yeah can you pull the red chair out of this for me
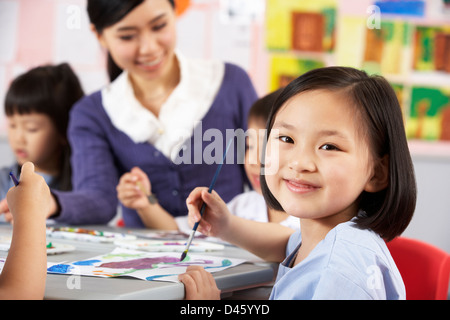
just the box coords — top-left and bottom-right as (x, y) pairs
(387, 237), (450, 300)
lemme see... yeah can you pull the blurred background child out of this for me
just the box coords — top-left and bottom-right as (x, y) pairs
(119, 89), (300, 233)
(227, 88), (299, 230)
(0, 63), (84, 221)
(121, 89), (299, 233)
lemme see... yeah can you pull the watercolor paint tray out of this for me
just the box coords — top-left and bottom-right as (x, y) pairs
(0, 236), (75, 255)
(114, 239), (225, 252)
(46, 227), (136, 243)
(46, 243), (76, 255)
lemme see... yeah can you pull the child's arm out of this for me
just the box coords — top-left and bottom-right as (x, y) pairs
(0, 162), (50, 300)
(178, 266), (221, 300)
(116, 167), (178, 230)
(186, 187), (294, 262)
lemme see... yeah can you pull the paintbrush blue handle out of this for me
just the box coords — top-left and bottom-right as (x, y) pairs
(180, 139), (233, 261)
(192, 142), (229, 229)
(9, 172), (19, 186)
(192, 202), (207, 231)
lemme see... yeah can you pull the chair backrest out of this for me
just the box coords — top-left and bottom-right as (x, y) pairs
(387, 237), (450, 300)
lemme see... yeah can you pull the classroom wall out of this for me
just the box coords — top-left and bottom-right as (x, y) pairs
(406, 156), (450, 253)
(0, 0), (449, 253)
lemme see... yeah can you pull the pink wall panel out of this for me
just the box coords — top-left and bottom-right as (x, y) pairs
(16, 0), (55, 66)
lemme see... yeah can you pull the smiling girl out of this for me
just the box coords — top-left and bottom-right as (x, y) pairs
(180, 67), (416, 300)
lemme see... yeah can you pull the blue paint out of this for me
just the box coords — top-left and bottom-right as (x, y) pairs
(221, 259), (232, 267)
(73, 259), (101, 266)
(47, 264), (73, 274)
(204, 259), (232, 270)
(146, 274), (175, 281)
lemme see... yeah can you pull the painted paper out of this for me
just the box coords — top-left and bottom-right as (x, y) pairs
(114, 239), (225, 252)
(47, 248), (246, 282)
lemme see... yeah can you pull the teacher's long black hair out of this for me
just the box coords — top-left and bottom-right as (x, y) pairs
(87, 0), (175, 82)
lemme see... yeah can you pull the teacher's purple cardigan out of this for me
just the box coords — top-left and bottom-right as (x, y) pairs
(52, 63), (258, 227)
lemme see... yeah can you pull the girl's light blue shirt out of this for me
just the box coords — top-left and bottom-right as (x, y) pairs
(270, 219), (405, 300)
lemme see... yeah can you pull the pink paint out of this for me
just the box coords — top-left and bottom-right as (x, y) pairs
(100, 257), (180, 269)
(99, 257), (214, 269)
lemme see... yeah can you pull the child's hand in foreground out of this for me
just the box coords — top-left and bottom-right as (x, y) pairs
(178, 266), (220, 300)
(7, 162), (51, 223)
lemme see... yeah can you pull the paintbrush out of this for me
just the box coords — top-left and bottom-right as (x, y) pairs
(9, 172), (19, 186)
(136, 181), (158, 204)
(180, 139), (233, 261)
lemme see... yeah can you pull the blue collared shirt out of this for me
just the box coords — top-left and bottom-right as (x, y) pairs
(270, 219), (405, 300)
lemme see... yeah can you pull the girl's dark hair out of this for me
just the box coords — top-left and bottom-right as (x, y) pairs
(87, 0), (176, 82)
(4, 63), (84, 191)
(248, 88), (282, 125)
(260, 66), (416, 241)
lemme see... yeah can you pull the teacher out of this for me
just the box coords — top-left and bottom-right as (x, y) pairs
(48, 0), (258, 227)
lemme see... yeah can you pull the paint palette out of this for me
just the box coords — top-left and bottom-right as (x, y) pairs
(113, 239), (225, 252)
(46, 243), (76, 255)
(46, 227), (136, 243)
(0, 236), (75, 255)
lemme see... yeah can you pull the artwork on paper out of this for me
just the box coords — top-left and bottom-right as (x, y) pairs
(266, 0), (336, 52)
(269, 54), (324, 91)
(374, 0), (425, 17)
(113, 239), (224, 252)
(406, 86), (450, 141)
(362, 21), (413, 75)
(414, 26), (450, 73)
(47, 248), (245, 282)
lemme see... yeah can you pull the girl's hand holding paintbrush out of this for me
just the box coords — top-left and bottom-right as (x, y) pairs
(185, 187), (232, 239)
(0, 162), (51, 225)
(7, 162), (51, 224)
(0, 162), (50, 299)
(186, 186), (294, 262)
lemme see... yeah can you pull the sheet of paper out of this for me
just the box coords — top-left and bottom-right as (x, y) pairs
(47, 248), (246, 282)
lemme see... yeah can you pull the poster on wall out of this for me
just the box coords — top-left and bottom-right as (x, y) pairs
(265, 0), (336, 52)
(265, 0), (336, 92)
(406, 86), (450, 141)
